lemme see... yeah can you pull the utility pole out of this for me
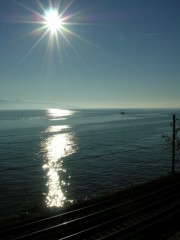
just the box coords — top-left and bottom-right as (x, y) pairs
(172, 114), (176, 174)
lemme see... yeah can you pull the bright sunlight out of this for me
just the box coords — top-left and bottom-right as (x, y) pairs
(44, 9), (63, 34)
(10, 0), (100, 62)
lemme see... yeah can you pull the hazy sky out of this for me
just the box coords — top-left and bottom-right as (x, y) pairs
(0, 0), (179, 108)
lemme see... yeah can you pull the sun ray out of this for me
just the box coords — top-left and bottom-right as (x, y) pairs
(36, 0), (45, 12)
(60, 30), (85, 62)
(58, 0), (74, 19)
(60, 25), (106, 53)
(6, 0), (114, 69)
(15, 0), (45, 22)
(15, 29), (49, 70)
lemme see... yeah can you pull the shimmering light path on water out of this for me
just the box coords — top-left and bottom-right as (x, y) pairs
(42, 109), (76, 207)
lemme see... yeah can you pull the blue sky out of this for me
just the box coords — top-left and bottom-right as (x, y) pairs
(0, 0), (179, 108)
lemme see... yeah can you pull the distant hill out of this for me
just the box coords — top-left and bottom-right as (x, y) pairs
(0, 99), (77, 110)
(0, 99), (48, 109)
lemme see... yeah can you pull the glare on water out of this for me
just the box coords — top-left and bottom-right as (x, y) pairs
(47, 108), (74, 118)
(42, 129), (75, 207)
(42, 109), (76, 207)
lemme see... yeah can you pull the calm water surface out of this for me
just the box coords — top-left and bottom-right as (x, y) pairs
(0, 108), (180, 223)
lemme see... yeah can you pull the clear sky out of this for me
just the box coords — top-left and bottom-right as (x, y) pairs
(0, 0), (179, 108)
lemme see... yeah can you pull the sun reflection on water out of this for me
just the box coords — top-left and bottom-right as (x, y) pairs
(42, 123), (75, 207)
(47, 108), (74, 118)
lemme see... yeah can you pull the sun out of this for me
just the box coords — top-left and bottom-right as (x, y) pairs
(44, 9), (63, 34)
(10, 0), (101, 62)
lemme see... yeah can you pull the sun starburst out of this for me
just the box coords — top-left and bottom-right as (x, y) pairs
(44, 9), (63, 34)
(10, 1), (76, 57)
(6, 0), (105, 68)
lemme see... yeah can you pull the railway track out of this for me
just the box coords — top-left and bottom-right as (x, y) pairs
(1, 174), (180, 240)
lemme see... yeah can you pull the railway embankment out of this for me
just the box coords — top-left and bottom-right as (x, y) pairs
(1, 173), (180, 239)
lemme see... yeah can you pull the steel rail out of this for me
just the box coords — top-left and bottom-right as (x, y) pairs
(8, 182), (180, 240)
(2, 174), (180, 239)
(2, 174), (177, 233)
(58, 193), (180, 240)
(98, 200), (180, 240)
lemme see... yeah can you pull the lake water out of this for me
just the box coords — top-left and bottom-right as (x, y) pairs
(0, 108), (180, 223)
